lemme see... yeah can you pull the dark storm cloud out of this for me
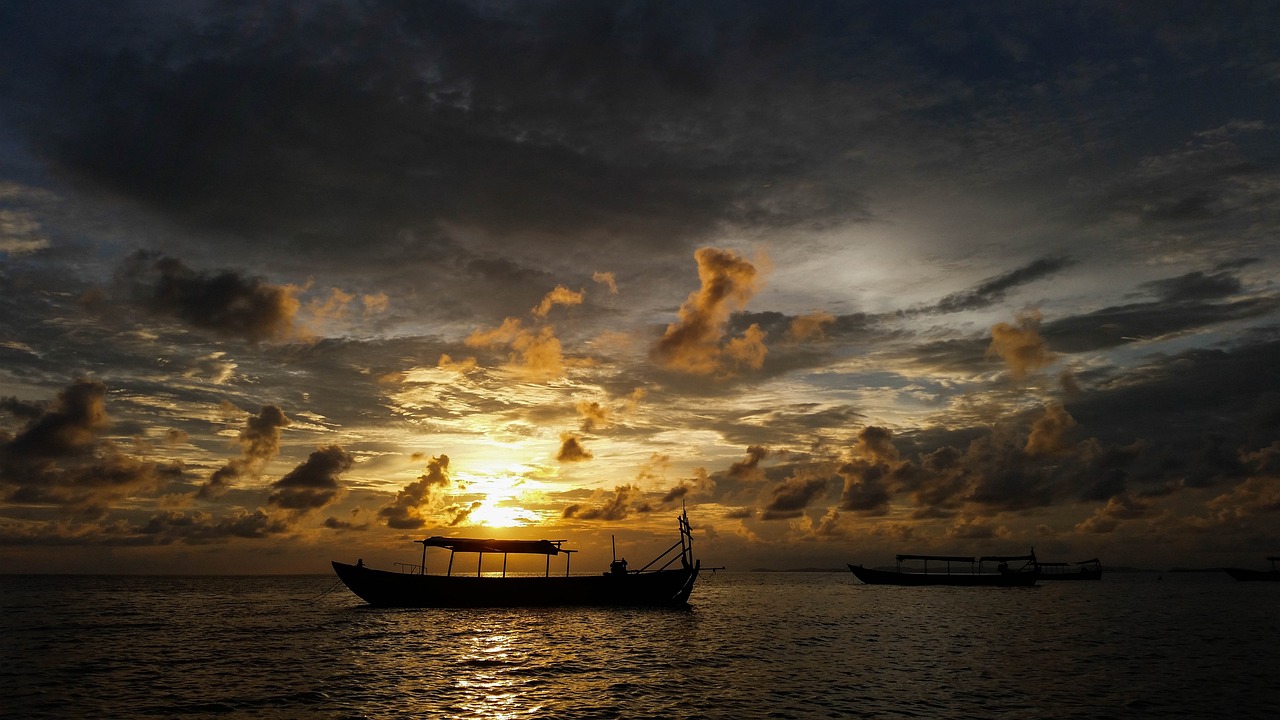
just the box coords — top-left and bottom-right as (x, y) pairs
(0, 379), (182, 516)
(556, 434), (593, 463)
(926, 257), (1075, 314)
(380, 454), (450, 529)
(761, 475), (831, 520)
(727, 445), (770, 484)
(137, 508), (293, 544)
(121, 252), (299, 343)
(3, 1), (894, 254)
(198, 405), (290, 498)
(837, 427), (912, 515)
(1066, 333), (1280, 448)
(266, 445), (352, 511)
(896, 264), (1277, 377)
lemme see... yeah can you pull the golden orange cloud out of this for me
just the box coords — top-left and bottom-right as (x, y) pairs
(1024, 402), (1077, 456)
(592, 271), (618, 295)
(785, 310), (836, 343)
(532, 285), (585, 318)
(987, 309), (1053, 379)
(653, 247), (769, 375)
(465, 317), (525, 348)
(362, 292), (389, 315)
(437, 354), (477, 373)
(576, 400), (610, 432)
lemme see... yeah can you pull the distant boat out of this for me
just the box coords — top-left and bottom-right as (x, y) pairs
(847, 552), (1038, 587)
(1037, 558), (1102, 581)
(332, 509), (700, 607)
(1223, 557), (1280, 581)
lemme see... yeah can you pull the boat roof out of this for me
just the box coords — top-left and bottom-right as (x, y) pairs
(897, 554), (975, 562)
(978, 554), (1036, 562)
(416, 537), (573, 555)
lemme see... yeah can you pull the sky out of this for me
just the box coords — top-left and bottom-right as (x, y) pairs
(1, 1), (1278, 574)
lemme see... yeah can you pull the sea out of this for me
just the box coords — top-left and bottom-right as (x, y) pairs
(2, 571), (1277, 719)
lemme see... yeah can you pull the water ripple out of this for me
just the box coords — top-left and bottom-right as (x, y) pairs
(3, 573), (1280, 717)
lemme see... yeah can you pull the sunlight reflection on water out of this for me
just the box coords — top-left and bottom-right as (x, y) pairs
(3, 572), (1278, 718)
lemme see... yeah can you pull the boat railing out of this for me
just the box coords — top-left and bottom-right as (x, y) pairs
(394, 562), (424, 574)
(893, 550), (1038, 575)
(895, 554), (977, 574)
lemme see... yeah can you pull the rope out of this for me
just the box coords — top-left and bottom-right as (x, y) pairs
(303, 577), (345, 603)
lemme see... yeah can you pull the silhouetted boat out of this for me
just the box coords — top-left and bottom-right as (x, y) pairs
(847, 552), (1038, 586)
(1223, 557), (1280, 581)
(1036, 557), (1102, 580)
(332, 510), (700, 607)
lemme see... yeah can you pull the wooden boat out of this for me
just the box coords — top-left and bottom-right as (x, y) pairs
(332, 510), (700, 607)
(847, 552), (1038, 587)
(1224, 557), (1280, 581)
(1036, 558), (1102, 580)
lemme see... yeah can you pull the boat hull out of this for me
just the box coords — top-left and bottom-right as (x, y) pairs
(848, 564), (1037, 587)
(332, 561), (700, 607)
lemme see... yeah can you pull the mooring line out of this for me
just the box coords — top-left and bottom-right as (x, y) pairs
(303, 578), (345, 603)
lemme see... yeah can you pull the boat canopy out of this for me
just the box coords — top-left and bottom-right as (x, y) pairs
(897, 554), (974, 562)
(978, 554), (1036, 563)
(1076, 558), (1100, 565)
(417, 537), (572, 555)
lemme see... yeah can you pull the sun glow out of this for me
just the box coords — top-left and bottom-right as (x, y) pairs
(454, 467), (548, 527)
(465, 502), (541, 528)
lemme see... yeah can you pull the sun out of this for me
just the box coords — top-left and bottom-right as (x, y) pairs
(465, 502), (540, 528)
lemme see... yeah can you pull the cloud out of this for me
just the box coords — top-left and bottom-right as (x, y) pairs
(1024, 403), (1077, 457)
(947, 515), (1007, 540)
(1041, 267), (1276, 353)
(465, 317), (525, 348)
(556, 433), (593, 463)
(137, 508), (294, 543)
(1075, 493), (1152, 534)
(785, 311), (836, 344)
(121, 251), (300, 343)
(531, 285), (584, 318)
(761, 474), (831, 520)
(727, 445), (770, 483)
(928, 257), (1074, 314)
(266, 445), (352, 511)
(837, 461), (893, 515)
(0, 207), (50, 255)
(0, 379), (180, 516)
(593, 271), (618, 295)
(987, 309), (1053, 379)
(379, 454), (451, 529)
(198, 405), (291, 499)
(563, 484), (636, 521)
(446, 500), (483, 527)
(576, 401), (609, 433)
(837, 427), (907, 515)
(465, 283), (580, 381)
(183, 352), (237, 384)
(653, 247), (768, 376)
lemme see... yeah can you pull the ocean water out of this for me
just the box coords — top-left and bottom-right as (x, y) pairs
(2, 571), (1277, 719)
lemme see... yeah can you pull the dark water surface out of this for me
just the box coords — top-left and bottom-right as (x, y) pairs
(3, 571), (1277, 718)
